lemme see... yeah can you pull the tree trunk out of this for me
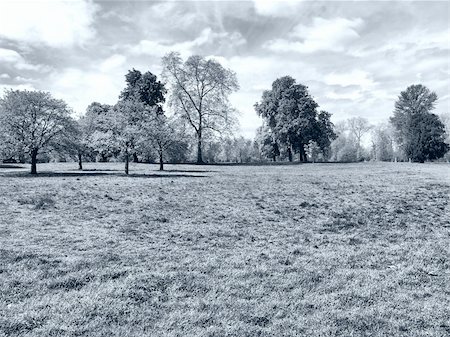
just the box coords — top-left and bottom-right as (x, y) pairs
(159, 150), (164, 171)
(133, 152), (139, 163)
(30, 148), (38, 175)
(125, 149), (129, 175)
(197, 137), (204, 164)
(287, 147), (293, 162)
(78, 152), (83, 170)
(299, 144), (307, 162)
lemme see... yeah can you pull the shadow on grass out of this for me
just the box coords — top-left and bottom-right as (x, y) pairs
(158, 169), (214, 173)
(1, 171), (207, 178)
(0, 164), (26, 169)
(129, 173), (207, 178)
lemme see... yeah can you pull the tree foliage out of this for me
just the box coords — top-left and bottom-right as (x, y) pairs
(390, 84), (448, 162)
(255, 76), (336, 162)
(0, 89), (76, 174)
(162, 52), (239, 163)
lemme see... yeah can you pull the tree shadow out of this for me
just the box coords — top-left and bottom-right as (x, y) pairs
(1, 171), (207, 178)
(159, 169), (214, 173)
(0, 164), (26, 169)
(128, 173), (207, 178)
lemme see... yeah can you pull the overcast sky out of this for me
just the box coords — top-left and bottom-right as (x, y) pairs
(0, 0), (448, 138)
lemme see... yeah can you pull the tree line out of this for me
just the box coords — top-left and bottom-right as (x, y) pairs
(0, 52), (449, 174)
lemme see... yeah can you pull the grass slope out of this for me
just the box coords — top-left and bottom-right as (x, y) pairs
(0, 162), (449, 336)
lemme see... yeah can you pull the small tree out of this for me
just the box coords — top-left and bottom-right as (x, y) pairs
(162, 52), (239, 164)
(144, 114), (176, 171)
(0, 90), (76, 174)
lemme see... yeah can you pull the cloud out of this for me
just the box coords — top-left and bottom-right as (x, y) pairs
(253, 0), (303, 17)
(0, 48), (47, 71)
(324, 70), (375, 88)
(0, 0), (98, 47)
(0, 73), (11, 79)
(265, 17), (363, 53)
(99, 54), (127, 73)
(131, 28), (246, 58)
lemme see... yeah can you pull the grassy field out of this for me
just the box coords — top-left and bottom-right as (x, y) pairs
(0, 162), (449, 336)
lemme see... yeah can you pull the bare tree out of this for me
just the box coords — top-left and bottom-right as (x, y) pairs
(347, 117), (372, 161)
(162, 52), (239, 164)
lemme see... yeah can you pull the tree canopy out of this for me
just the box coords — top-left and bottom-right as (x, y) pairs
(255, 76), (336, 162)
(0, 90), (77, 174)
(162, 52), (239, 164)
(390, 84), (448, 162)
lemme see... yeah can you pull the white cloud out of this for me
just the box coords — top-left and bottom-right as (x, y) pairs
(0, 0), (98, 47)
(0, 48), (46, 71)
(253, 0), (303, 17)
(132, 28), (246, 58)
(0, 73), (11, 79)
(324, 70), (375, 88)
(265, 17), (363, 53)
(48, 68), (122, 114)
(99, 54), (127, 73)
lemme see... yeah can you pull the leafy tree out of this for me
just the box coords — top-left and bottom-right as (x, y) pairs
(255, 125), (280, 162)
(162, 52), (239, 164)
(390, 84), (448, 162)
(109, 97), (155, 174)
(120, 69), (166, 162)
(82, 102), (116, 162)
(404, 113), (449, 162)
(255, 76), (335, 162)
(142, 114), (176, 171)
(0, 89), (77, 174)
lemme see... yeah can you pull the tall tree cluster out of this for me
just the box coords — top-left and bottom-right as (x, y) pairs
(255, 76), (336, 162)
(390, 84), (448, 162)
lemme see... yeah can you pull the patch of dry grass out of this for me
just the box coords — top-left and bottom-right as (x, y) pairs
(0, 162), (449, 336)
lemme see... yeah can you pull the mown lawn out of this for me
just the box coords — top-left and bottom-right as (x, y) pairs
(0, 162), (449, 336)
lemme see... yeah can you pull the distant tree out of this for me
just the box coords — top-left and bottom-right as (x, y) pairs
(162, 52), (239, 164)
(329, 121), (357, 162)
(390, 84), (448, 162)
(370, 124), (394, 162)
(82, 102), (116, 162)
(255, 125), (280, 161)
(347, 117), (372, 161)
(255, 76), (336, 162)
(439, 113), (450, 161)
(0, 90), (77, 174)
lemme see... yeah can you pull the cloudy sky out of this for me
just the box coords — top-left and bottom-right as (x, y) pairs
(0, 0), (448, 138)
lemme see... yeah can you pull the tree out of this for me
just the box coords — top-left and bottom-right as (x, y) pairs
(404, 113), (449, 162)
(0, 90), (77, 174)
(162, 52), (239, 164)
(347, 117), (372, 161)
(120, 69), (166, 163)
(142, 114), (176, 171)
(390, 84), (448, 162)
(255, 76), (336, 162)
(255, 125), (280, 162)
(370, 124), (394, 162)
(82, 102), (116, 162)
